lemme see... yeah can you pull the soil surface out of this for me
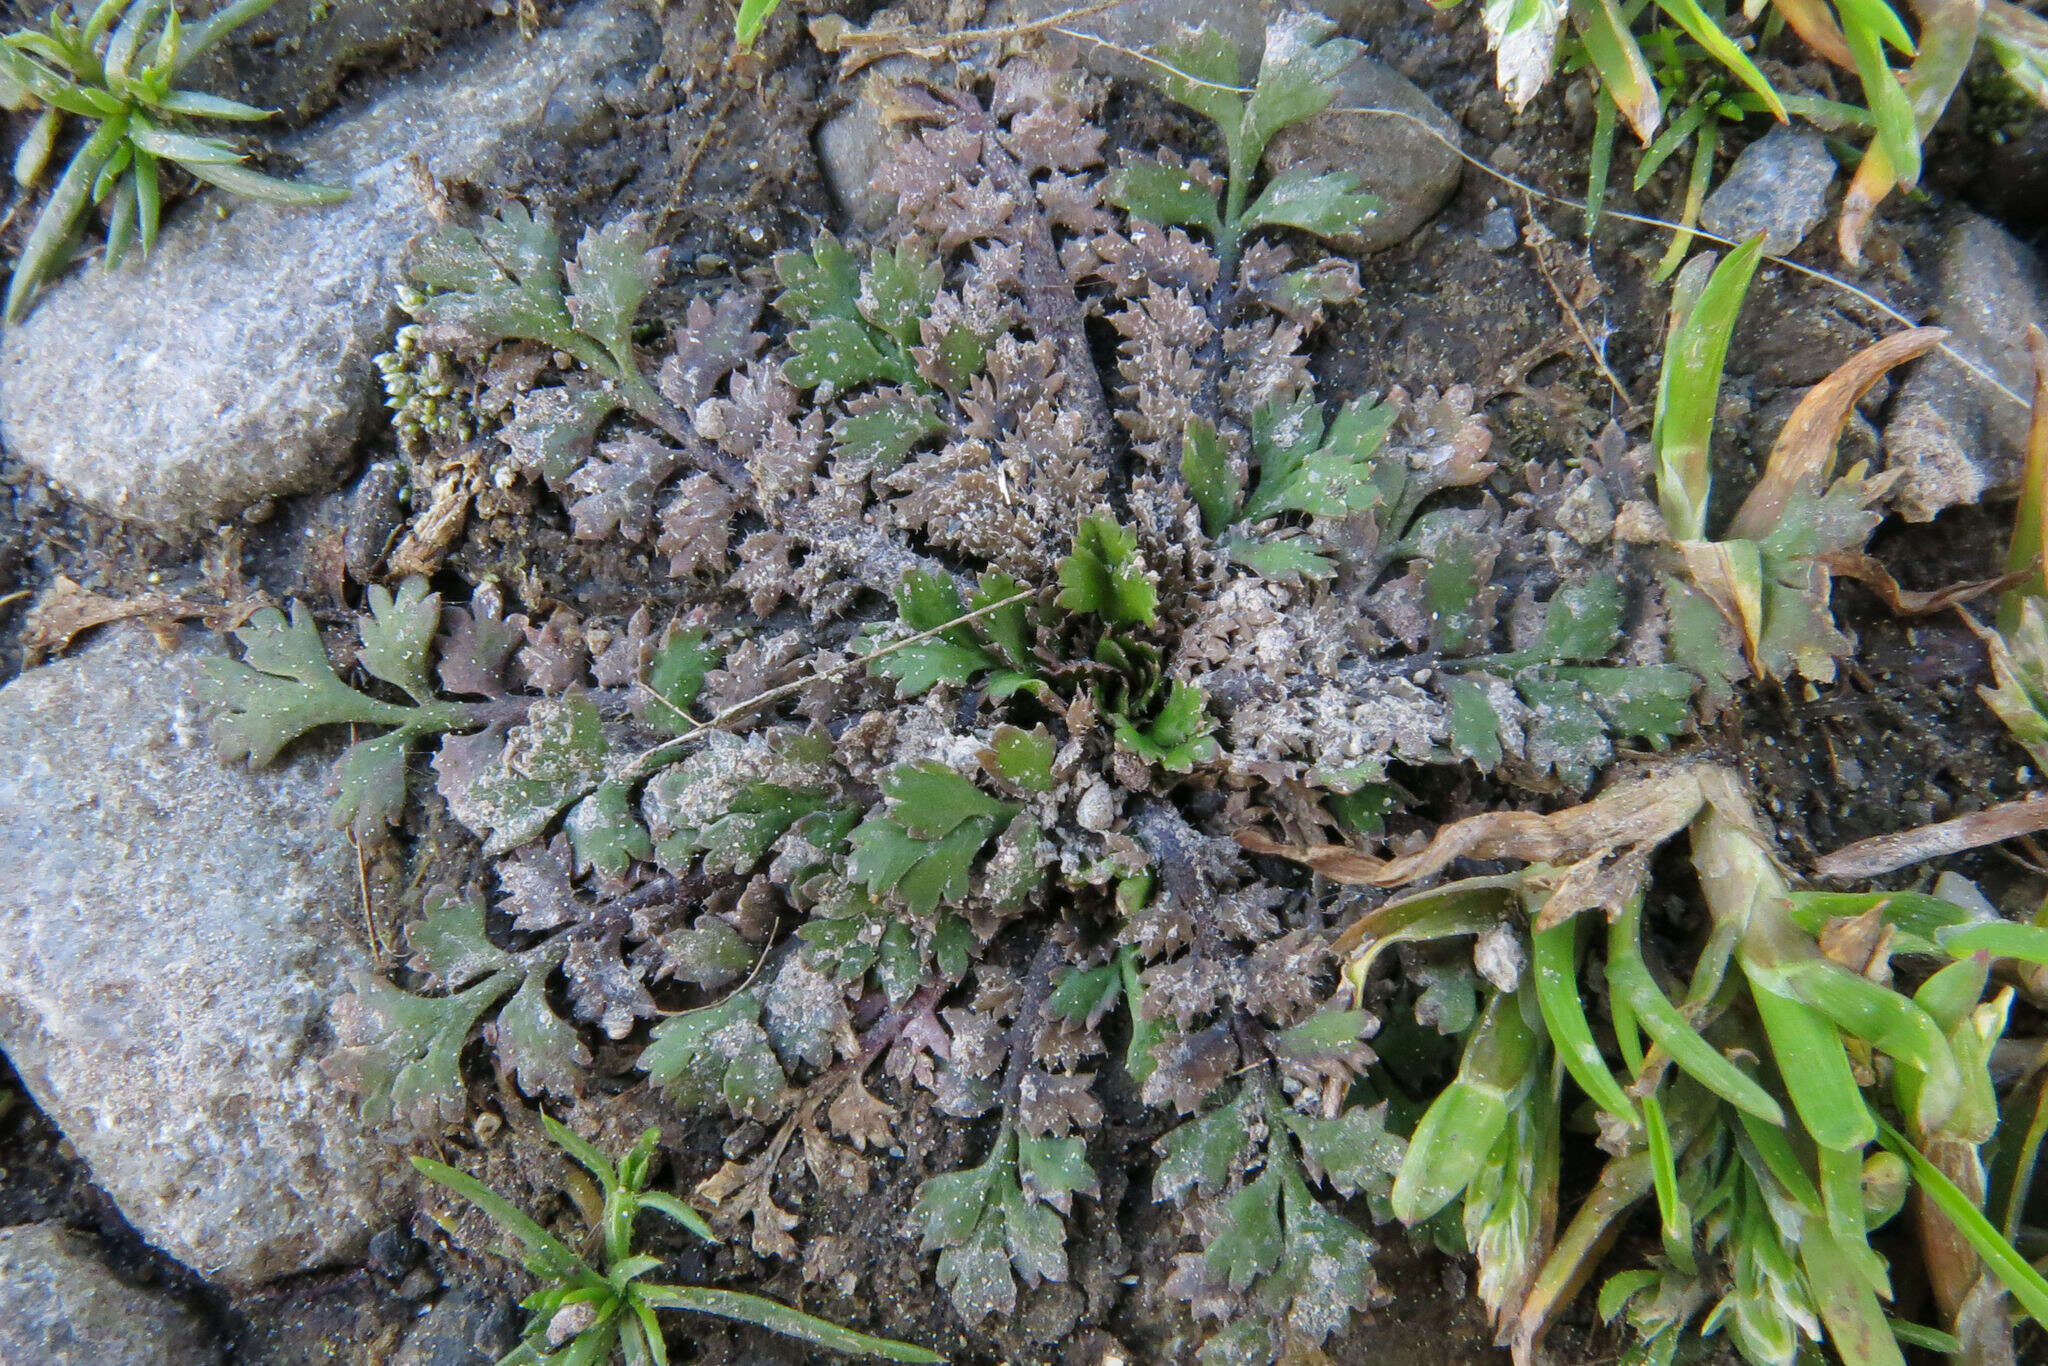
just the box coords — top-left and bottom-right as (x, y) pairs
(3, 1), (2046, 1363)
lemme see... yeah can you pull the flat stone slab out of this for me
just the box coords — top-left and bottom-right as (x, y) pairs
(0, 0), (653, 540)
(1884, 212), (2048, 520)
(0, 1223), (218, 1365)
(0, 627), (407, 1283)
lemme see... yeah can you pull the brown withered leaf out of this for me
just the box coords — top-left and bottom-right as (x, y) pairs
(1726, 327), (1947, 541)
(1817, 552), (2015, 616)
(1244, 770), (1705, 898)
(656, 473), (740, 578)
(696, 1152), (801, 1260)
(566, 432), (683, 542)
(826, 1076), (896, 1151)
(22, 575), (245, 662)
(562, 929), (659, 1040)
(1815, 796), (2048, 880)
(436, 582), (523, 698)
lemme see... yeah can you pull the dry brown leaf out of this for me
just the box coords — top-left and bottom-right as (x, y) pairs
(1240, 771), (1703, 890)
(1725, 327), (1947, 541)
(1814, 796), (2048, 880)
(1817, 551), (2016, 616)
(22, 575), (250, 663)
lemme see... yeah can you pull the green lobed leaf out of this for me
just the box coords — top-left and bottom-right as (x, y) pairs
(1106, 155), (1224, 237)
(1540, 574), (1623, 661)
(566, 781), (652, 877)
(645, 626), (718, 733)
(355, 577), (442, 703)
(441, 695), (610, 855)
(1240, 166), (1382, 239)
(492, 965), (591, 1101)
(1112, 682), (1219, 773)
(637, 991), (788, 1121)
(1181, 417), (1239, 537)
(1240, 395), (1393, 523)
(1238, 13), (1359, 173)
(564, 217), (661, 369)
(408, 891), (514, 986)
(329, 969), (518, 1130)
(1057, 515), (1158, 625)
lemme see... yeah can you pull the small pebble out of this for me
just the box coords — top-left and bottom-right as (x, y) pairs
(1478, 206), (1519, 251)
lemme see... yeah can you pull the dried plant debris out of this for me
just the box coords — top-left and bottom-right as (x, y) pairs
(195, 14), (1854, 1363)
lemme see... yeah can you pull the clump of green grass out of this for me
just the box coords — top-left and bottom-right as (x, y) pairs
(0, 0), (347, 321)
(415, 1117), (944, 1364)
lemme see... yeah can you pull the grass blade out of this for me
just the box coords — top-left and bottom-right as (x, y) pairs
(1584, 91), (1617, 236)
(5, 119), (121, 322)
(1652, 236), (1765, 540)
(633, 1284), (945, 1362)
(410, 1156), (599, 1286)
(170, 0), (281, 74)
(1607, 901), (1784, 1123)
(1574, 0), (1661, 140)
(1650, 117), (1718, 284)
(1653, 0), (1787, 119)
(1391, 989), (1539, 1223)
(1746, 980), (1875, 1150)
(181, 159), (349, 206)
(1878, 1120), (2048, 1328)
(1531, 916), (1637, 1122)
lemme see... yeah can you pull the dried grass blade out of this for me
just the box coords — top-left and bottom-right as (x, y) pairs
(1815, 797), (2048, 880)
(1724, 327), (1946, 541)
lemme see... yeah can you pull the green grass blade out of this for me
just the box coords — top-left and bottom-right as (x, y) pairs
(1798, 1224), (1907, 1366)
(181, 159), (349, 205)
(1652, 235), (1764, 540)
(1531, 917), (1637, 1122)
(5, 120), (121, 322)
(633, 1285), (945, 1362)
(1746, 980), (1875, 1151)
(1837, 0), (1921, 185)
(542, 1114), (619, 1195)
(1941, 920), (2048, 966)
(1607, 902), (1784, 1123)
(1391, 989), (1539, 1223)
(636, 1192), (717, 1244)
(1878, 1119), (2048, 1328)
(105, 0), (167, 84)
(1641, 1092), (1696, 1274)
(102, 175), (136, 270)
(1650, 117), (1718, 283)
(1652, 0), (1788, 119)
(1633, 98), (1711, 191)
(133, 148), (160, 255)
(409, 1156), (598, 1286)
(1777, 958), (1961, 1134)
(1575, 0), (1661, 140)
(734, 0), (785, 51)
(1584, 92), (1617, 237)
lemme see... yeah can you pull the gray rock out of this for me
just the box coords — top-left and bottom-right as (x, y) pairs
(392, 1290), (523, 1366)
(0, 627), (408, 1283)
(0, 0), (658, 541)
(1883, 213), (2048, 520)
(817, 55), (923, 232)
(0, 1223), (218, 1365)
(821, 1), (1459, 252)
(1700, 127), (1837, 257)
(1478, 205), (1519, 251)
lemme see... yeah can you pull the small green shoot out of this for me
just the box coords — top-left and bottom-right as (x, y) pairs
(414, 1118), (943, 1364)
(0, 0), (348, 321)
